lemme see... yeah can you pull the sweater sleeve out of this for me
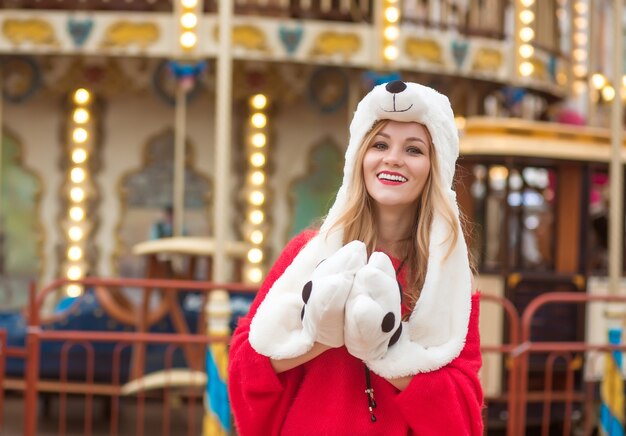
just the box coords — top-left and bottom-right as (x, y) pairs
(394, 293), (484, 436)
(228, 230), (316, 436)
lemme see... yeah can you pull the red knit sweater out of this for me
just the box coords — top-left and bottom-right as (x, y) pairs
(229, 231), (484, 435)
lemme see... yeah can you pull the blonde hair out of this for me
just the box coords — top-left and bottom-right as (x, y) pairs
(330, 120), (460, 316)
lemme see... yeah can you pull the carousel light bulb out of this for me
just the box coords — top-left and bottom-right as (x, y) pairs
(70, 187), (85, 202)
(250, 152), (266, 167)
(251, 113), (267, 128)
(572, 48), (587, 62)
(384, 45), (399, 61)
(73, 128), (88, 143)
(74, 88), (90, 105)
(519, 61), (534, 76)
(180, 31), (197, 48)
(69, 206), (85, 221)
(251, 133), (266, 148)
(180, 12), (197, 29)
(68, 246), (83, 261)
(574, 32), (587, 46)
(71, 167), (86, 183)
(384, 6), (399, 23)
(67, 265), (83, 280)
(181, 0), (197, 7)
(66, 284), (83, 297)
(250, 171), (265, 185)
(251, 94), (267, 110)
(68, 226), (83, 241)
(519, 10), (534, 24)
(602, 85), (616, 101)
(247, 248), (263, 264)
(574, 2), (588, 14)
(591, 73), (607, 89)
(250, 230), (264, 245)
(574, 17), (587, 29)
(573, 64), (587, 78)
(519, 27), (535, 42)
(520, 0), (535, 7)
(73, 108), (90, 124)
(249, 210), (264, 225)
(572, 80), (586, 95)
(248, 267), (263, 283)
(384, 25), (399, 41)
(72, 148), (88, 164)
(519, 44), (534, 58)
(454, 116), (466, 130)
(249, 190), (265, 206)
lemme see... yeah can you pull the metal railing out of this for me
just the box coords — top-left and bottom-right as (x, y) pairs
(2, 279), (626, 434)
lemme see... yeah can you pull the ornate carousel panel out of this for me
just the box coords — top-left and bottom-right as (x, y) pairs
(0, 131), (42, 310)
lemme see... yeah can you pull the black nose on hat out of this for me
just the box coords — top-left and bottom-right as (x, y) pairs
(385, 81), (407, 94)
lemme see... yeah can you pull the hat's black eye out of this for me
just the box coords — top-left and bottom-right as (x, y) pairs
(385, 81), (407, 94)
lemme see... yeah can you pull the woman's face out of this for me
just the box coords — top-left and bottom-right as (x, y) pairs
(362, 120), (431, 213)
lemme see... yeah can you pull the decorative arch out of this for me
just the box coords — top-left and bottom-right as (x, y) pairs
(287, 136), (343, 239)
(113, 129), (212, 278)
(0, 128), (43, 308)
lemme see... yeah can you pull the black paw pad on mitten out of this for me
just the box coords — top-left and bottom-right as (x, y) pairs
(382, 312), (402, 347)
(389, 323), (402, 347)
(300, 280), (313, 320)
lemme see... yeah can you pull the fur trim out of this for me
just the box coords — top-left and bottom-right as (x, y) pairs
(249, 81), (472, 376)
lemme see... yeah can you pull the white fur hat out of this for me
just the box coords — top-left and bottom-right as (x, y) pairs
(249, 81), (472, 376)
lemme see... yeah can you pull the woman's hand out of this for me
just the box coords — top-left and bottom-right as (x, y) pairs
(385, 375), (413, 391)
(270, 342), (332, 373)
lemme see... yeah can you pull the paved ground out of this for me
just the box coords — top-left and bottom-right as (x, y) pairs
(1, 391), (205, 435)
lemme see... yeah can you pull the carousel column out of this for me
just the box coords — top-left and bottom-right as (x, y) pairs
(205, 0), (233, 435)
(608, 0), (623, 296)
(0, 69), (3, 283)
(173, 78), (187, 238)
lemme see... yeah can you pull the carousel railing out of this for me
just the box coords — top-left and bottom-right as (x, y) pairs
(12, 276), (257, 436)
(204, 0), (513, 39)
(4, 282), (624, 434)
(513, 292), (626, 436)
(479, 292), (520, 436)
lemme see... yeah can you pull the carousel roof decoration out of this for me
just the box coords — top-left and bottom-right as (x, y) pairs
(1, 55), (42, 103)
(152, 58), (206, 106)
(0, 0), (573, 97)
(0, 0), (173, 12)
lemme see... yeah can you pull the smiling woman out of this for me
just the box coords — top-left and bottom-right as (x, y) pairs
(229, 81), (483, 435)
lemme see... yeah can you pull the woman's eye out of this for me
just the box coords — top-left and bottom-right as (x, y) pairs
(373, 142), (387, 150)
(407, 146), (422, 155)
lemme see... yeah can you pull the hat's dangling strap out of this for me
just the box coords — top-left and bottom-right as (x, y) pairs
(364, 364), (377, 422)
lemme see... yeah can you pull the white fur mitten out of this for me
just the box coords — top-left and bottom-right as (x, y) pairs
(344, 252), (403, 362)
(300, 240), (367, 348)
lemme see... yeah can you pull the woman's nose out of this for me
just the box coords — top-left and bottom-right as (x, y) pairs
(382, 148), (403, 166)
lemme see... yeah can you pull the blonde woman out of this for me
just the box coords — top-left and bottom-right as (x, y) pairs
(229, 81), (483, 435)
